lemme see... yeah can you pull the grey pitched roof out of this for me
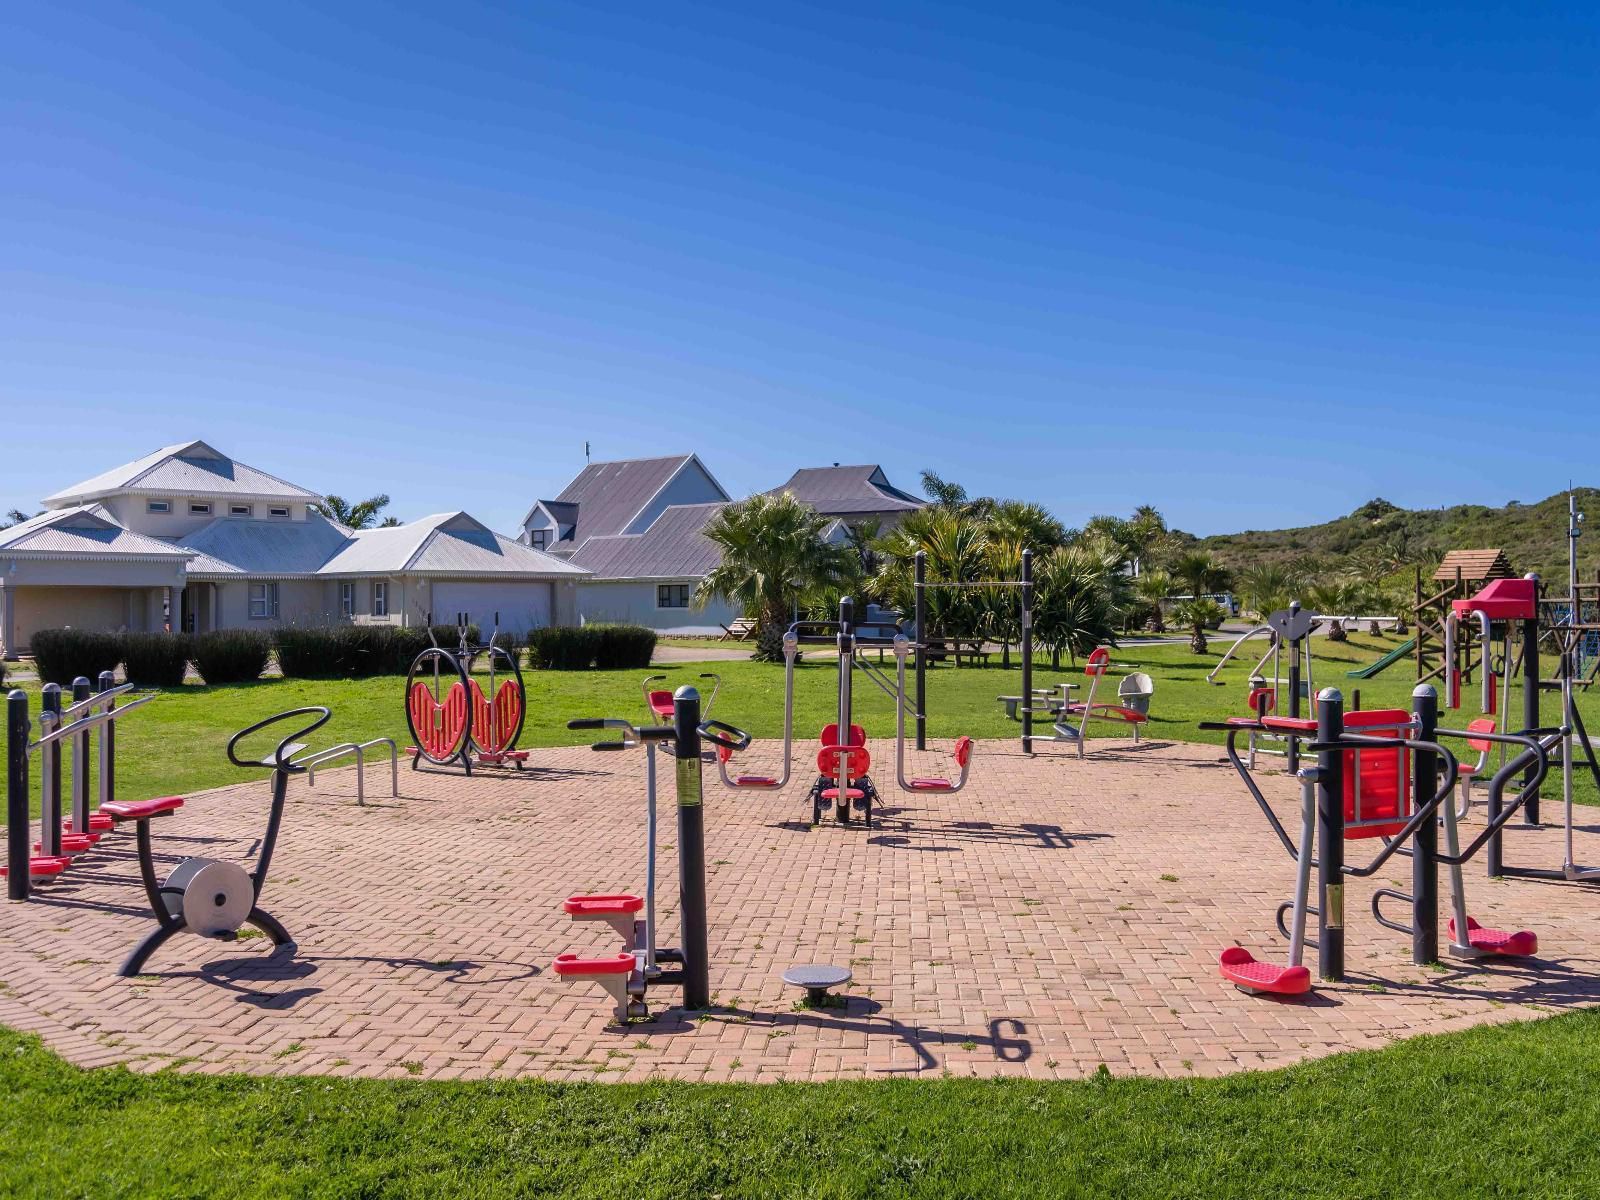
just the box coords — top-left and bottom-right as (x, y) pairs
(565, 502), (725, 580)
(0, 506), (194, 560)
(321, 514), (588, 577)
(43, 439), (321, 507)
(541, 500), (578, 524)
(767, 465), (924, 515)
(530, 454), (728, 549)
(181, 510), (356, 577)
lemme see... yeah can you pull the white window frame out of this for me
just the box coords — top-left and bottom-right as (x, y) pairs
(147, 499), (171, 514)
(230, 503), (253, 518)
(373, 581), (388, 617)
(248, 582), (279, 620)
(267, 506), (291, 519)
(190, 501), (212, 516)
(341, 582), (355, 617)
(656, 583), (691, 609)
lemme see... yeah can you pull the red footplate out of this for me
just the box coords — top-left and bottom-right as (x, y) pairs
(1219, 946), (1312, 995)
(0, 857), (69, 880)
(553, 951), (636, 977)
(563, 894), (644, 916)
(1451, 917), (1537, 957)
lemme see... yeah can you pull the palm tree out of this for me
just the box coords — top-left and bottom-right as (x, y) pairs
(1032, 544), (1121, 667)
(313, 494), (395, 529)
(1134, 569), (1172, 633)
(986, 500), (1069, 554)
(1171, 598), (1228, 654)
(919, 470), (969, 510)
(1236, 562), (1304, 621)
(1170, 551), (1232, 654)
(696, 492), (848, 662)
(1, 509), (36, 529)
(1308, 580), (1365, 643)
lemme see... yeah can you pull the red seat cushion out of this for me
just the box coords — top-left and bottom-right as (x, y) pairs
(100, 796), (185, 821)
(553, 951), (637, 977)
(820, 787), (867, 801)
(563, 894), (644, 916)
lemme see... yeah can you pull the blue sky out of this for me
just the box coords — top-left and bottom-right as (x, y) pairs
(3, 1), (1595, 536)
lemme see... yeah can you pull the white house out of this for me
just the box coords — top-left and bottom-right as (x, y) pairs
(0, 440), (586, 657)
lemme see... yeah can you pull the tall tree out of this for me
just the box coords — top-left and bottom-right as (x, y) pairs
(696, 492), (849, 662)
(313, 494), (394, 530)
(1169, 551), (1232, 654)
(918, 469), (968, 509)
(1, 509), (36, 529)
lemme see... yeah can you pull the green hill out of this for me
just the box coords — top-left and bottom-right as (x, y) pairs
(1194, 488), (1599, 580)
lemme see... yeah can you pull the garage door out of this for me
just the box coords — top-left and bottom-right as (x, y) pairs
(430, 581), (552, 634)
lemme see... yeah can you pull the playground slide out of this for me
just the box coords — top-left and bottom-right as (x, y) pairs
(1345, 636), (1416, 680)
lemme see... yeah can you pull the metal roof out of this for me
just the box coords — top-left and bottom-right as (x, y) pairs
(766, 465), (924, 515)
(181, 511), (356, 577)
(43, 439), (321, 507)
(0, 506), (193, 559)
(566, 502), (726, 580)
(321, 513), (588, 577)
(533, 454), (728, 549)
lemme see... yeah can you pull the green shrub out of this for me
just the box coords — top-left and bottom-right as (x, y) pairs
(274, 626), (412, 680)
(29, 629), (122, 687)
(593, 625), (658, 670)
(192, 630), (271, 685)
(0, 660), (7, 689)
(120, 633), (192, 687)
(427, 623), (481, 650)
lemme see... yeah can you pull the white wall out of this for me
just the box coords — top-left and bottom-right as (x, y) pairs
(623, 462), (726, 534)
(575, 580), (739, 633)
(103, 495), (310, 540)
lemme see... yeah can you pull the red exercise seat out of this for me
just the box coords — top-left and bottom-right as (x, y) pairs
(553, 951), (637, 977)
(647, 689), (674, 719)
(0, 857), (70, 881)
(563, 894), (644, 917)
(1450, 917), (1537, 957)
(1260, 716), (1318, 733)
(100, 796), (185, 822)
(820, 787), (867, 801)
(1218, 946), (1311, 996)
(1065, 702), (1147, 724)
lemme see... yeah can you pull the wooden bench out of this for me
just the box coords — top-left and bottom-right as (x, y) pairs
(719, 618), (758, 642)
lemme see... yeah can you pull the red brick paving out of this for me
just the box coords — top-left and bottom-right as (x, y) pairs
(2, 739), (1597, 1082)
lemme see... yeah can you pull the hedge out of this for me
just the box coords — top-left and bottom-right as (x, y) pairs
(120, 633), (192, 688)
(192, 630), (272, 685)
(526, 625), (656, 671)
(29, 630), (123, 687)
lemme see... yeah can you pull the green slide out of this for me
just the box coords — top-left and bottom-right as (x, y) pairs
(1346, 637), (1417, 679)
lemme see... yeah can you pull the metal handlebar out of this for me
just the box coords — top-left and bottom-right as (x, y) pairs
(697, 673), (722, 718)
(697, 720), (751, 752)
(226, 707), (332, 772)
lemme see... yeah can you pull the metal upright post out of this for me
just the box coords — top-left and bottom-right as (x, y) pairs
(1287, 601), (1304, 773)
(914, 552), (927, 752)
(98, 670), (116, 813)
(1521, 574), (1541, 827)
(39, 684), (61, 859)
(70, 677), (90, 834)
(1315, 687), (1345, 982)
(1021, 549), (1034, 756)
(838, 597), (854, 737)
(1410, 685), (1439, 965)
(7, 691), (30, 901)
(672, 686), (710, 1010)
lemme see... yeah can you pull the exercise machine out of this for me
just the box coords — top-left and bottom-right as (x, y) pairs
(108, 706), (331, 977)
(5, 674), (155, 897)
(712, 633), (799, 791)
(1203, 686), (1544, 996)
(1208, 603), (1319, 771)
(404, 612), (527, 774)
(1029, 647), (1148, 757)
(555, 686), (750, 1023)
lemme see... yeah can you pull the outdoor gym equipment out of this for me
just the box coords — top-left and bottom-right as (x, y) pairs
(890, 637), (973, 792)
(404, 612), (527, 774)
(712, 634), (799, 791)
(1444, 494), (1600, 883)
(1208, 602), (1319, 771)
(555, 686), (750, 1023)
(1203, 686), (1545, 996)
(1029, 647), (1149, 757)
(5, 674), (156, 898)
(109, 706), (331, 977)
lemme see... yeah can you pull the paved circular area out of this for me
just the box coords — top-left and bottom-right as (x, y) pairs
(2, 739), (1597, 1082)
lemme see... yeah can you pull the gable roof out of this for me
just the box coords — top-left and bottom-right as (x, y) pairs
(527, 454), (728, 548)
(564, 502), (726, 580)
(1433, 549), (1515, 583)
(181, 510), (357, 577)
(43, 439), (322, 508)
(0, 506), (194, 561)
(321, 513), (588, 577)
(766, 465), (924, 516)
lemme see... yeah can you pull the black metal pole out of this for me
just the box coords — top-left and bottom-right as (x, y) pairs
(1315, 687), (1345, 982)
(1287, 601), (1303, 773)
(70, 676), (90, 835)
(1410, 684), (1438, 965)
(672, 686), (710, 1010)
(6, 690), (30, 901)
(1521, 581), (1541, 826)
(1021, 549), (1033, 756)
(914, 552), (926, 752)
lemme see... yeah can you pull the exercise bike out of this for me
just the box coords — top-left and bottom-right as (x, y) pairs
(105, 707), (329, 977)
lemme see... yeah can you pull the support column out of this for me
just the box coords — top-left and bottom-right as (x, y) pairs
(1410, 685), (1439, 965)
(0, 583), (13, 661)
(1315, 687), (1345, 982)
(672, 686), (709, 1011)
(1521, 575), (1541, 826)
(1021, 549), (1033, 756)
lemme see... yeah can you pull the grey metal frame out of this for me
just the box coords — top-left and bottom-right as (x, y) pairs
(302, 738), (399, 806)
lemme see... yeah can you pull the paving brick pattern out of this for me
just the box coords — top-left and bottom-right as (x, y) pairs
(2, 739), (1596, 1082)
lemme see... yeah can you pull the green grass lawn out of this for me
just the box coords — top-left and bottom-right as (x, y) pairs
(6, 628), (1597, 811)
(3, 1011), (1599, 1198)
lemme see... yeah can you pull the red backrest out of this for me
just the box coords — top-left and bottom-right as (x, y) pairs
(648, 690), (674, 718)
(1085, 647), (1111, 677)
(1467, 717), (1497, 755)
(817, 745), (870, 777)
(1248, 686), (1276, 715)
(953, 735), (973, 768)
(717, 744), (733, 763)
(1341, 708), (1410, 839)
(820, 723), (866, 748)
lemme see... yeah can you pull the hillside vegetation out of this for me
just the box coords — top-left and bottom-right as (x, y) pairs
(1195, 488), (1600, 580)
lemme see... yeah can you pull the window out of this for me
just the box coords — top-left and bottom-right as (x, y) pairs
(268, 506), (290, 519)
(146, 500), (171, 514)
(229, 503), (253, 518)
(657, 584), (690, 609)
(190, 502), (212, 515)
(530, 529), (549, 550)
(341, 582), (355, 617)
(373, 581), (388, 617)
(248, 582), (279, 620)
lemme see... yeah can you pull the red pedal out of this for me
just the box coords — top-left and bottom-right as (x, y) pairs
(736, 775), (779, 787)
(66, 814), (116, 834)
(563, 894), (644, 917)
(909, 777), (953, 790)
(36, 834), (96, 854)
(0, 857), (70, 881)
(1450, 917), (1537, 957)
(1219, 946), (1311, 995)
(553, 951), (636, 977)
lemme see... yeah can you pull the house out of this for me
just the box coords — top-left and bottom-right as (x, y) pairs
(520, 455), (738, 633)
(0, 440), (586, 657)
(765, 464), (924, 536)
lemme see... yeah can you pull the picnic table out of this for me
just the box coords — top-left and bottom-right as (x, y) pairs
(996, 683), (1079, 721)
(925, 638), (992, 667)
(719, 618), (758, 642)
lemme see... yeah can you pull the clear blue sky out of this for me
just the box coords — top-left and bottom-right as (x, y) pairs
(4, 1), (1595, 536)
